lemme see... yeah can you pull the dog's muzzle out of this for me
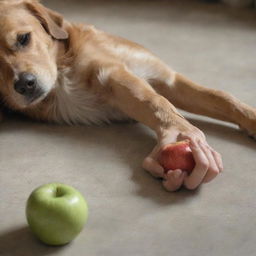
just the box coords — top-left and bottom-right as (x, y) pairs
(14, 72), (44, 103)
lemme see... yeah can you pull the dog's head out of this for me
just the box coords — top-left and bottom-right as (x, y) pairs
(0, 0), (68, 110)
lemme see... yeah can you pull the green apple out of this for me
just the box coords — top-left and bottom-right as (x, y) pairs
(26, 183), (88, 246)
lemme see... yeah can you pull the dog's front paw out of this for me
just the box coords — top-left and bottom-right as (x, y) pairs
(143, 125), (223, 192)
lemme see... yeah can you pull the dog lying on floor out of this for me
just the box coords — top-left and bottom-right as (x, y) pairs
(0, 0), (255, 191)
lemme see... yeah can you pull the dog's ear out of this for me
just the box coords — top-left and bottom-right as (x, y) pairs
(25, 1), (68, 40)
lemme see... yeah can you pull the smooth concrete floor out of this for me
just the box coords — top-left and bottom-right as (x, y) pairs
(1, 0), (256, 255)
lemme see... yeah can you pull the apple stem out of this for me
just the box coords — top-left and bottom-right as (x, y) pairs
(55, 187), (64, 197)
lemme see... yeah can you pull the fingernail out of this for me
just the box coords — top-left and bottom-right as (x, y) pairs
(174, 170), (182, 178)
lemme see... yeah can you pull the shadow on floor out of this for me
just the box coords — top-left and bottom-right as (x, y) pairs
(0, 226), (68, 256)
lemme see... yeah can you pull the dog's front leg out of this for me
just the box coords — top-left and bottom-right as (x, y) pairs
(99, 65), (223, 191)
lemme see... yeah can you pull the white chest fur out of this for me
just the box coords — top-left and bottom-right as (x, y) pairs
(48, 69), (127, 125)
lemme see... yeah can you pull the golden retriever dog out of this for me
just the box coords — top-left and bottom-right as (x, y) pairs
(0, 0), (255, 191)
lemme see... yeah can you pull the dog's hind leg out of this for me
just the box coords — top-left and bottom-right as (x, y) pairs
(148, 63), (256, 139)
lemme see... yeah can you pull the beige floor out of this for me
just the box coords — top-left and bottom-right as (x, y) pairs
(1, 0), (256, 255)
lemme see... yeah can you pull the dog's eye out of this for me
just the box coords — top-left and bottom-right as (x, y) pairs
(17, 33), (31, 47)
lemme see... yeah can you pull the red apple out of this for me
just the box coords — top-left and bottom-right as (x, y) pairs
(158, 141), (195, 173)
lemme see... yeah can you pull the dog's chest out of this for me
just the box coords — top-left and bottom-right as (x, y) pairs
(47, 73), (127, 125)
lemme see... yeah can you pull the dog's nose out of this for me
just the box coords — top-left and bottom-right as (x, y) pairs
(14, 72), (37, 95)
